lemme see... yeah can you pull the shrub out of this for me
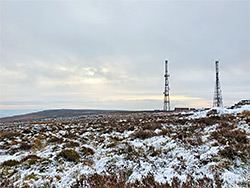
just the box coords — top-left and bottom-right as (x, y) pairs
(64, 132), (77, 139)
(194, 117), (219, 126)
(2, 160), (20, 166)
(219, 146), (238, 160)
(57, 149), (80, 162)
(231, 129), (248, 144)
(65, 141), (80, 148)
(75, 173), (126, 188)
(19, 143), (32, 150)
(22, 129), (32, 134)
(141, 122), (162, 131)
(32, 139), (44, 151)
(74, 172), (171, 188)
(21, 155), (41, 162)
(211, 128), (248, 145)
(48, 136), (63, 143)
(0, 132), (22, 140)
(80, 146), (95, 155)
(187, 136), (203, 146)
(159, 128), (173, 137)
(106, 141), (119, 148)
(219, 143), (250, 162)
(182, 174), (214, 188)
(214, 172), (223, 188)
(23, 173), (38, 181)
(0, 179), (15, 188)
(124, 147), (140, 161)
(149, 147), (161, 157)
(28, 159), (37, 165)
(241, 110), (250, 118)
(175, 119), (189, 125)
(132, 130), (154, 139)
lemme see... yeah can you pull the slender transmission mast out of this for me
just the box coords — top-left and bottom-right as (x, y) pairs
(213, 61), (223, 107)
(163, 60), (170, 111)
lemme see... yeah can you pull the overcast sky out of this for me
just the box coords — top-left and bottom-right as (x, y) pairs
(0, 0), (249, 115)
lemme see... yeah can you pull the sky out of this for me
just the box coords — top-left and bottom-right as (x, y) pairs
(0, 0), (249, 117)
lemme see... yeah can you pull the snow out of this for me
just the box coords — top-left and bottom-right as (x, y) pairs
(222, 170), (244, 188)
(200, 146), (219, 161)
(58, 130), (67, 135)
(187, 105), (250, 119)
(0, 154), (14, 163)
(0, 105), (249, 187)
(215, 105), (250, 115)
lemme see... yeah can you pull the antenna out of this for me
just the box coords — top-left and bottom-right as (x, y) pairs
(213, 61), (223, 107)
(163, 60), (170, 111)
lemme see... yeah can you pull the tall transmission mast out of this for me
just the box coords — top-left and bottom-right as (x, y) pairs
(213, 61), (223, 107)
(163, 60), (170, 111)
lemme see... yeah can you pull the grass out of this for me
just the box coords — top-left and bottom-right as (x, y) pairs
(19, 142), (32, 150)
(48, 136), (63, 143)
(0, 132), (22, 140)
(131, 129), (155, 139)
(241, 110), (250, 118)
(1, 160), (20, 166)
(57, 149), (80, 162)
(210, 119), (250, 162)
(0, 108), (249, 187)
(65, 141), (80, 148)
(23, 173), (38, 181)
(80, 146), (95, 155)
(21, 155), (41, 162)
(187, 135), (203, 146)
(74, 172), (215, 188)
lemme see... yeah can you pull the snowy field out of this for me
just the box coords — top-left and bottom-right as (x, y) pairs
(0, 106), (250, 187)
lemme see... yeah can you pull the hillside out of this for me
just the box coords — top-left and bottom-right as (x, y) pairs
(0, 106), (249, 187)
(0, 109), (134, 123)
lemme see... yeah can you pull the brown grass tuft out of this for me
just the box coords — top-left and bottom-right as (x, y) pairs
(57, 149), (80, 162)
(1, 159), (20, 166)
(131, 129), (155, 140)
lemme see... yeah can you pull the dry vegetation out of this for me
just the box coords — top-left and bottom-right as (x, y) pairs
(0, 108), (249, 187)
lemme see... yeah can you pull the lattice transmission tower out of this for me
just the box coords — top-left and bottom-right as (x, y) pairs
(163, 60), (170, 111)
(213, 61), (223, 107)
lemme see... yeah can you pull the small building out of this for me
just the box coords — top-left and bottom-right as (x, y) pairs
(174, 108), (190, 112)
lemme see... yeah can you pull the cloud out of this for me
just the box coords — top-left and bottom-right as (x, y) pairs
(0, 0), (249, 112)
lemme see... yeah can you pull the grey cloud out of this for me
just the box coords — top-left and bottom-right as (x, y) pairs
(0, 0), (249, 111)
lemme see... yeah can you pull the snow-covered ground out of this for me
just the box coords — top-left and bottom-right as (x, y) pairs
(0, 106), (250, 187)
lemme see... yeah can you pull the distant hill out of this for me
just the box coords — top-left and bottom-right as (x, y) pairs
(0, 109), (133, 123)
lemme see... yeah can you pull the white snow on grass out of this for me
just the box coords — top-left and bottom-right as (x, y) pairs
(0, 105), (249, 187)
